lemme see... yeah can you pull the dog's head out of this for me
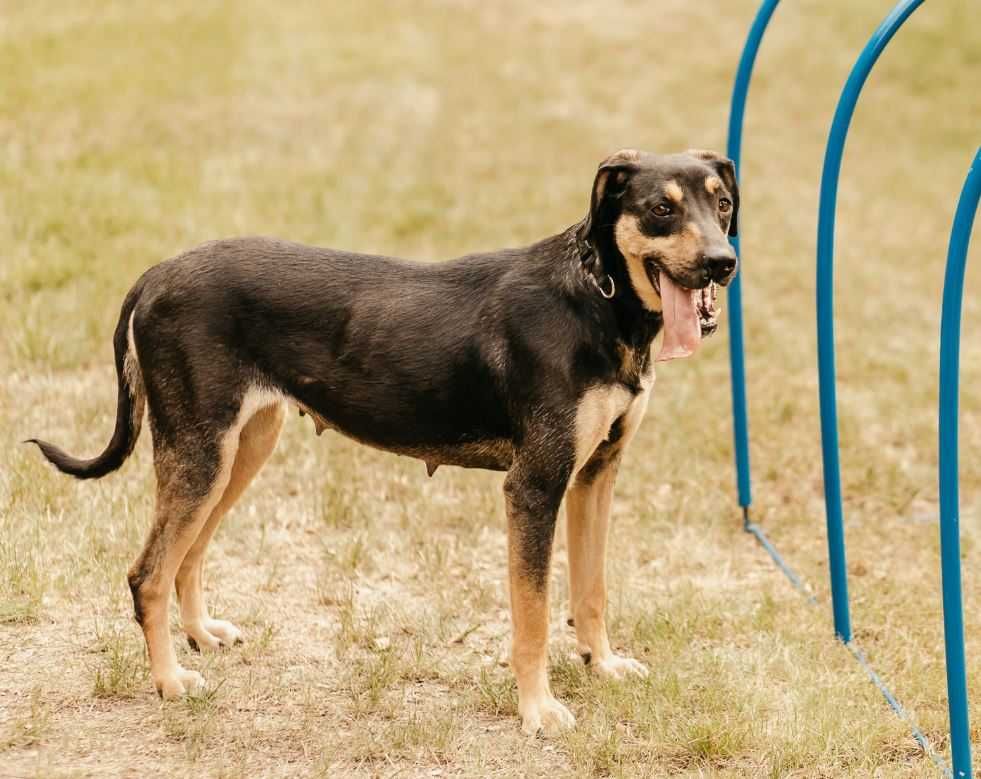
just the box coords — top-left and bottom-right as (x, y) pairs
(580, 149), (739, 341)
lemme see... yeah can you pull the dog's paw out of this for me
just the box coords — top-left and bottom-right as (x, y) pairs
(591, 654), (649, 681)
(204, 618), (243, 646)
(184, 622), (223, 653)
(156, 667), (206, 700)
(519, 695), (576, 736)
(185, 619), (243, 652)
(186, 631), (221, 653)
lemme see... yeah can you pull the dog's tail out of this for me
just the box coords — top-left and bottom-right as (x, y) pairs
(27, 283), (147, 479)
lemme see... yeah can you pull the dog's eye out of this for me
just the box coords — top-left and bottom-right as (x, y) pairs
(652, 203), (673, 217)
(719, 198), (732, 213)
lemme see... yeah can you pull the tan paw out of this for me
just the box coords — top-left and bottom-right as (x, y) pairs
(203, 618), (243, 646)
(185, 618), (242, 652)
(155, 667), (206, 699)
(519, 695), (576, 736)
(184, 623), (222, 653)
(591, 654), (649, 681)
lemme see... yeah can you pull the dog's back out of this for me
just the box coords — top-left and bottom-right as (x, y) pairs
(133, 237), (542, 456)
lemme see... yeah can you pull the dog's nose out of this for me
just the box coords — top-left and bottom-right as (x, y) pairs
(704, 253), (737, 285)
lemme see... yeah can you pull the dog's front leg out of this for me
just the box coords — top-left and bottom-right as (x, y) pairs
(503, 461), (575, 736)
(566, 459), (649, 680)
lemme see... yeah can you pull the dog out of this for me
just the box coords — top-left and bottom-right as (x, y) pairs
(29, 148), (738, 735)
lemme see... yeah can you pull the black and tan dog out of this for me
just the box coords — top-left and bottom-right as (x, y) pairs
(29, 148), (738, 734)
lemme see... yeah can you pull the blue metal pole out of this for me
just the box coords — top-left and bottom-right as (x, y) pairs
(815, 0), (925, 643)
(726, 0), (781, 514)
(938, 148), (981, 779)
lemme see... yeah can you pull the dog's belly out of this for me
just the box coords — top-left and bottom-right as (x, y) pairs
(398, 439), (514, 473)
(292, 396), (513, 472)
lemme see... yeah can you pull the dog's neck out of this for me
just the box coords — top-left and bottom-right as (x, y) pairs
(572, 218), (663, 356)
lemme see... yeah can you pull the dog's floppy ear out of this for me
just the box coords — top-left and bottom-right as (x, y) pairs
(687, 148), (739, 237)
(578, 149), (642, 248)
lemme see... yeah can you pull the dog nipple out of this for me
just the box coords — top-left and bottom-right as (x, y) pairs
(298, 404), (328, 435)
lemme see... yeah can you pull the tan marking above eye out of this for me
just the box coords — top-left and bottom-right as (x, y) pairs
(664, 180), (684, 203)
(705, 175), (722, 194)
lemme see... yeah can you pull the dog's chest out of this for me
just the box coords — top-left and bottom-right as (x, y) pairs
(573, 374), (653, 473)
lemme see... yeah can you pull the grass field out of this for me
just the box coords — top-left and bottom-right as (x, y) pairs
(2, 1), (980, 776)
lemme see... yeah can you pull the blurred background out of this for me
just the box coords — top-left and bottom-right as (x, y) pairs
(1, 1), (979, 776)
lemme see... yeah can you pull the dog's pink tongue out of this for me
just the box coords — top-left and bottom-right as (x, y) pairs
(656, 271), (701, 362)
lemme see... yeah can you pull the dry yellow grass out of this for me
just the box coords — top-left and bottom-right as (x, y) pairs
(1, 1), (980, 776)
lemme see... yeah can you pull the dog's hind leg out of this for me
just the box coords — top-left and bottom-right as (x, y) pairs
(175, 402), (286, 652)
(128, 422), (244, 699)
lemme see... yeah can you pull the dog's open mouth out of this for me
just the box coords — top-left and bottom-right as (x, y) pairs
(645, 261), (720, 362)
(697, 285), (719, 337)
